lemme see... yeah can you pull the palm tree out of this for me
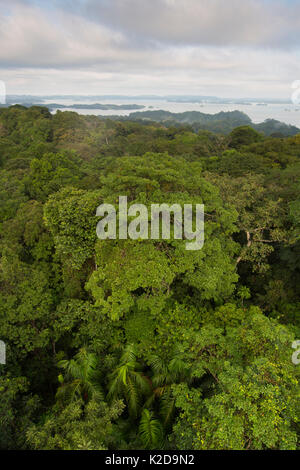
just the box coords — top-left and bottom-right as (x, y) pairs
(56, 348), (103, 403)
(147, 346), (194, 428)
(107, 344), (151, 419)
(139, 409), (164, 449)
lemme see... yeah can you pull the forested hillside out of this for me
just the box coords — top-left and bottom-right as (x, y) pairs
(0, 105), (299, 450)
(112, 109), (300, 136)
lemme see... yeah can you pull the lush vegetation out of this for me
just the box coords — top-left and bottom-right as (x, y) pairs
(115, 109), (300, 136)
(0, 105), (299, 450)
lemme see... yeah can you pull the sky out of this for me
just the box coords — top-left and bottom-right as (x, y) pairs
(0, 0), (299, 98)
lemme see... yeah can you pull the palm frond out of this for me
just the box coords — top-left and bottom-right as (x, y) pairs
(139, 409), (163, 449)
(121, 344), (137, 365)
(126, 376), (140, 419)
(159, 390), (176, 428)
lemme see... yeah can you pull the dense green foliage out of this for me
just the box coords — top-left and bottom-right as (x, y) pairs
(0, 106), (299, 450)
(115, 110), (300, 137)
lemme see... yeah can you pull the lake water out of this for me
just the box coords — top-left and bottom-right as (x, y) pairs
(45, 98), (300, 127)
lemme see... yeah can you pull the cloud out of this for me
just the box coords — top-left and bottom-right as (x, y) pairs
(0, 0), (299, 97)
(0, 4), (127, 68)
(83, 0), (300, 48)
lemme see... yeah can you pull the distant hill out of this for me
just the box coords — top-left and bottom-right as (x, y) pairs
(0, 102), (145, 111)
(114, 109), (299, 136)
(46, 103), (145, 110)
(253, 119), (300, 137)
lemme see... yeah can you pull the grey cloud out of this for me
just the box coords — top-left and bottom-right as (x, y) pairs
(83, 0), (300, 48)
(0, 0), (299, 98)
(0, 0), (299, 72)
(0, 4), (128, 68)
